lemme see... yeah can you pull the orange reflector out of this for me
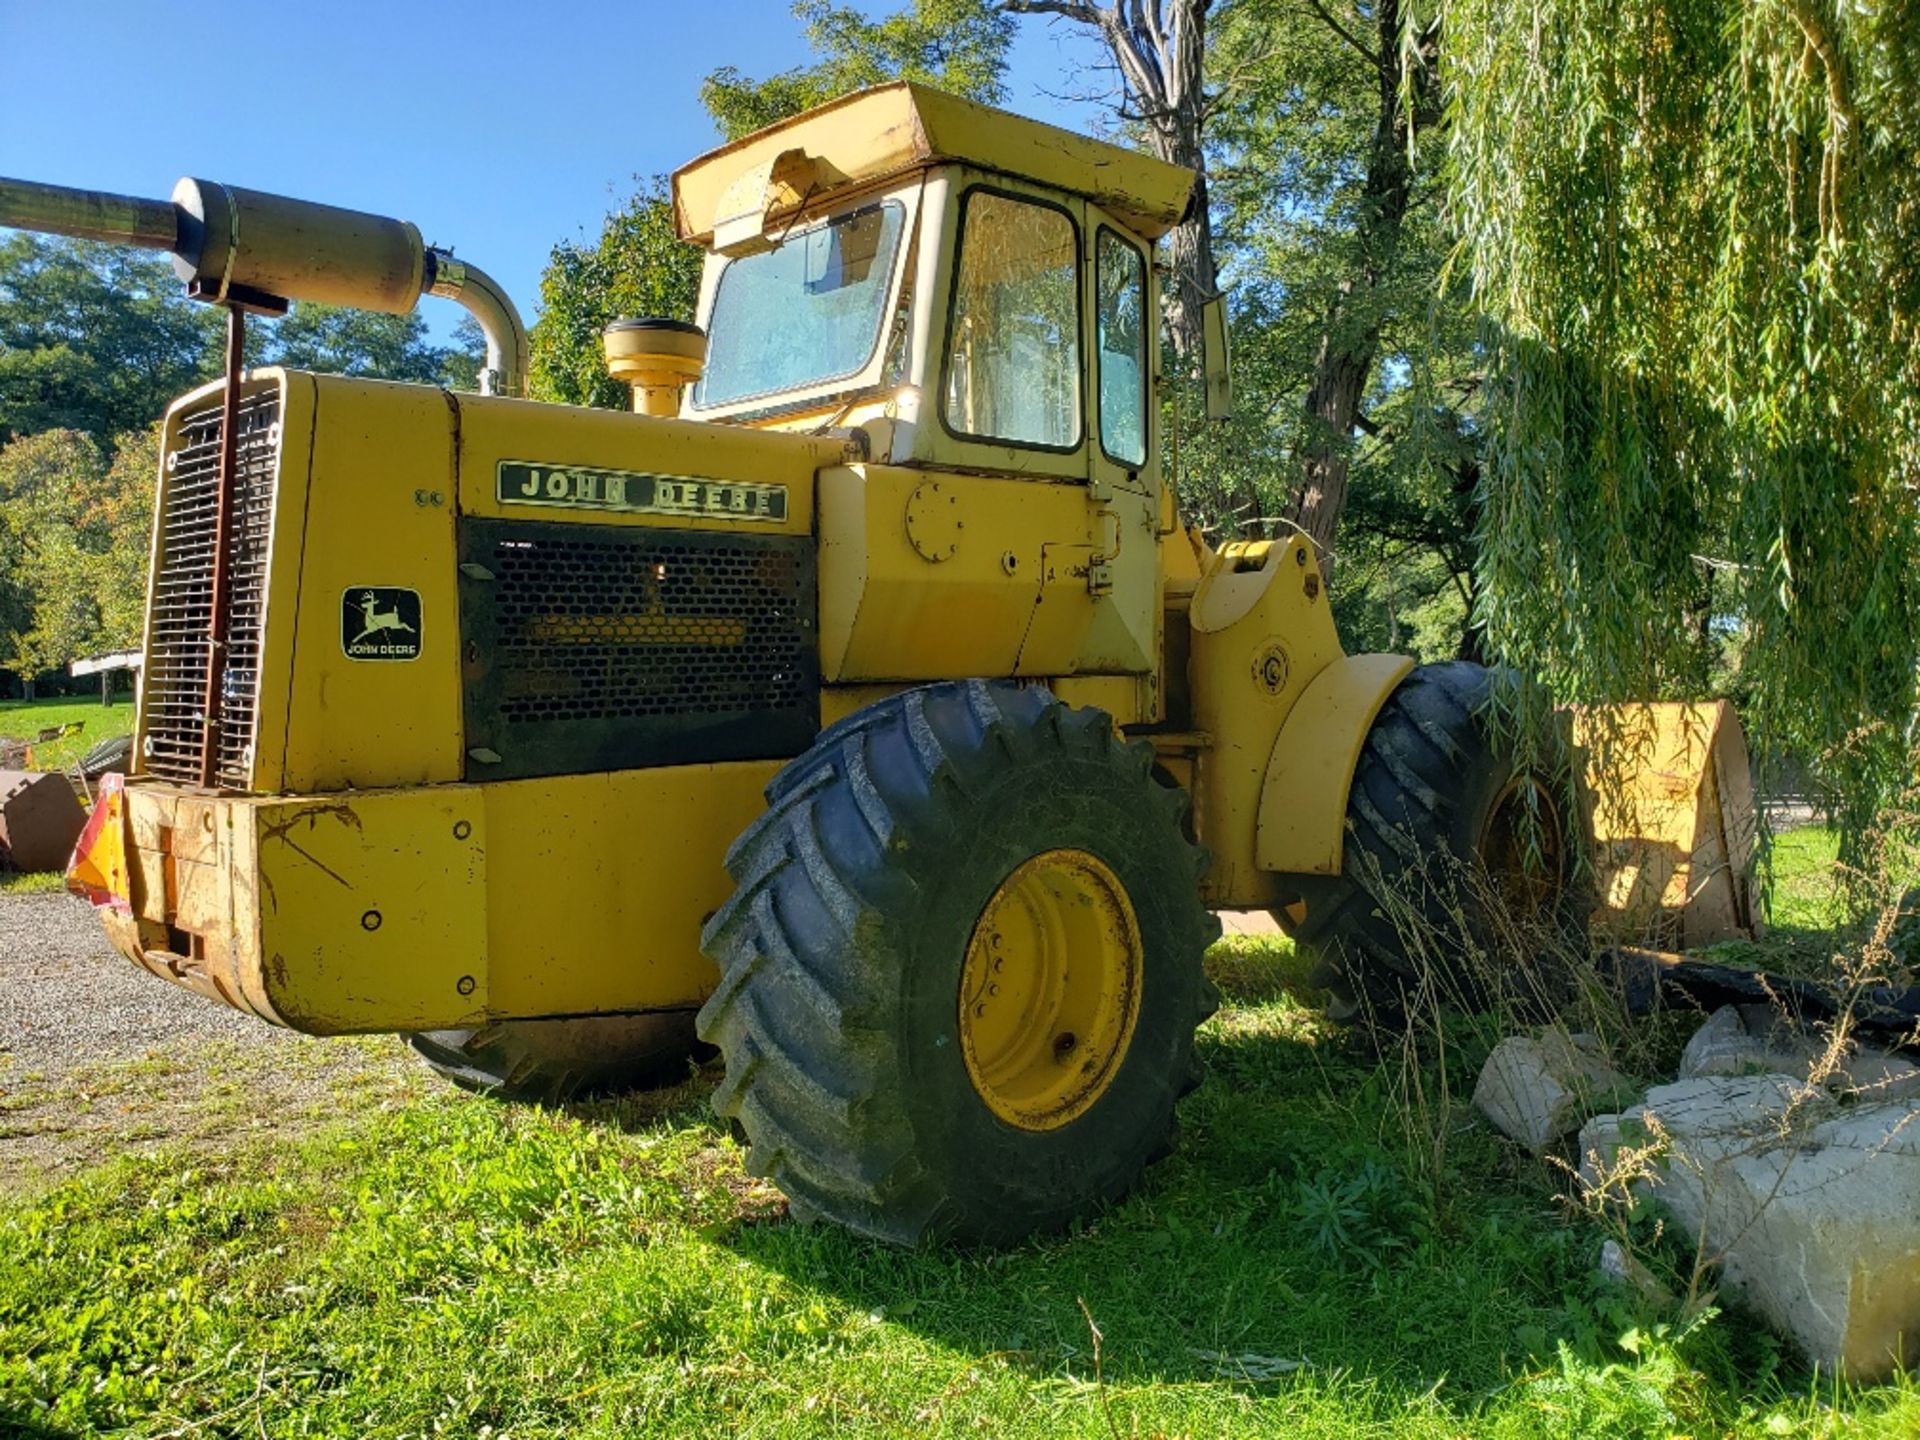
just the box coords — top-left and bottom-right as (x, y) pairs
(67, 772), (132, 916)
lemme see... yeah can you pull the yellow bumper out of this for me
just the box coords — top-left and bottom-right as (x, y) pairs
(79, 762), (780, 1035)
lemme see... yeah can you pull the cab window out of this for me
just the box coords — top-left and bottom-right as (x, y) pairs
(1095, 229), (1148, 467)
(942, 190), (1081, 450)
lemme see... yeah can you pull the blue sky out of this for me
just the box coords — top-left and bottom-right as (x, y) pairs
(0, 1), (1111, 340)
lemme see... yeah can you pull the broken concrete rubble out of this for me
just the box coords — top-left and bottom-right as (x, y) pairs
(1678, 1003), (1920, 1097)
(1472, 1027), (1634, 1152)
(1579, 1071), (1920, 1380)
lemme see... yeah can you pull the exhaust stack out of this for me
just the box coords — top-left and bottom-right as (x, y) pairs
(0, 175), (529, 397)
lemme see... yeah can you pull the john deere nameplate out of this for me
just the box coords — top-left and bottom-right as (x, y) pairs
(498, 462), (788, 523)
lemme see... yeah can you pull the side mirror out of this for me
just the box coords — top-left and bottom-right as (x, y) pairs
(1202, 293), (1233, 420)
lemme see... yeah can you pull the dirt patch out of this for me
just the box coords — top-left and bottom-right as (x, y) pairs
(0, 892), (420, 1192)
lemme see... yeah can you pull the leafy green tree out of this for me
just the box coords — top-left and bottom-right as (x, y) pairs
(0, 424), (157, 691)
(0, 429), (103, 686)
(265, 303), (477, 388)
(0, 236), (223, 444)
(702, 0), (1014, 141)
(1442, 0), (1920, 836)
(527, 181), (704, 409)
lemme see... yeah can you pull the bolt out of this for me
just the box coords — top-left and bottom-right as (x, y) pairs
(360, 909), (382, 932)
(1053, 1032), (1077, 1061)
(456, 974), (476, 996)
(989, 983), (1000, 997)
(453, 820), (472, 841)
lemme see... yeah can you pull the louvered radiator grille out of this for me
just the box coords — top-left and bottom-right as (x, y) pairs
(141, 388), (280, 788)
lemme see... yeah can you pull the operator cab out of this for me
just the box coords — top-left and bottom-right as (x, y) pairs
(670, 83), (1195, 501)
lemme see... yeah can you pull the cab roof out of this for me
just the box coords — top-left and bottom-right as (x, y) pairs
(672, 82), (1196, 247)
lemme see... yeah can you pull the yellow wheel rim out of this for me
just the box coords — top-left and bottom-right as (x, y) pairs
(958, 848), (1144, 1132)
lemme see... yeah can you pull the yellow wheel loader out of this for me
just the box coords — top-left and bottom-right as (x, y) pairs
(9, 84), (1588, 1245)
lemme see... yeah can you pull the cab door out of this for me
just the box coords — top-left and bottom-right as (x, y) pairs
(1069, 211), (1161, 679)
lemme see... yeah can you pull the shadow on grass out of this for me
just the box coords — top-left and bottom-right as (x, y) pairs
(636, 943), (1738, 1410)
(0, 1400), (85, 1439)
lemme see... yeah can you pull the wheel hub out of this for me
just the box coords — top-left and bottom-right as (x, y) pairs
(958, 848), (1143, 1131)
(1478, 777), (1566, 918)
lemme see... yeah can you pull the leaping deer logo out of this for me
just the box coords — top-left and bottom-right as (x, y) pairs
(351, 590), (416, 646)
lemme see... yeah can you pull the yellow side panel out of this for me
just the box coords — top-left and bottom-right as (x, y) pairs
(818, 463), (1097, 680)
(455, 396), (837, 536)
(1051, 675), (1145, 725)
(483, 761), (781, 1017)
(1064, 487), (1159, 675)
(248, 787), (489, 1033)
(1254, 653), (1416, 877)
(1185, 536), (1350, 905)
(277, 377), (465, 791)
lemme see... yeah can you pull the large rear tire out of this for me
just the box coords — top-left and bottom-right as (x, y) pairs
(406, 1013), (702, 1104)
(697, 680), (1220, 1246)
(1287, 661), (1588, 1020)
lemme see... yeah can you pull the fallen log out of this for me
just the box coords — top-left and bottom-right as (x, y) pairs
(1600, 946), (1920, 1054)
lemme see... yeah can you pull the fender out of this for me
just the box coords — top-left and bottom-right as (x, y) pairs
(1255, 652), (1414, 877)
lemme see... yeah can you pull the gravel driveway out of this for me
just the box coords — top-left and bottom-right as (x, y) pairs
(0, 891), (416, 1191)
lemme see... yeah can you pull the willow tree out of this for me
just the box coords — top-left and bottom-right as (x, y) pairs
(1442, 0), (1920, 839)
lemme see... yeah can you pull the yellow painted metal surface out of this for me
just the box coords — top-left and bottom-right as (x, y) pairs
(276, 376), (466, 792)
(959, 847), (1143, 1131)
(1050, 675), (1145, 726)
(98, 763), (781, 1034)
(456, 392), (840, 535)
(673, 82), (1195, 247)
(819, 462), (1101, 680)
(245, 787), (488, 1031)
(1577, 701), (1761, 947)
(1183, 534), (1351, 905)
(1254, 652), (1416, 877)
(483, 761), (776, 1017)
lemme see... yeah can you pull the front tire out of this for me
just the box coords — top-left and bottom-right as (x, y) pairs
(697, 681), (1220, 1246)
(1288, 661), (1588, 1020)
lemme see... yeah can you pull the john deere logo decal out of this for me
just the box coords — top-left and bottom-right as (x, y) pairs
(342, 587), (421, 661)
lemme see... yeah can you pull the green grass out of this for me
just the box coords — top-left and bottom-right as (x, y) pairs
(0, 694), (134, 772)
(0, 870), (64, 895)
(2, 935), (1914, 1438)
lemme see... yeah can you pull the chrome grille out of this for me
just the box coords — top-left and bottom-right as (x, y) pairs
(142, 387), (280, 787)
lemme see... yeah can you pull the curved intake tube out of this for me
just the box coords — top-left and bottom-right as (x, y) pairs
(0, 175), (529, 397)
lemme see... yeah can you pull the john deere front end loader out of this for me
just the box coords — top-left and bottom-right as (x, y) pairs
(9, 84), (1585, 1244)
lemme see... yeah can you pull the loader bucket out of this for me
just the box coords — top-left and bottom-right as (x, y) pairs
(1576, 701), (1763, 949)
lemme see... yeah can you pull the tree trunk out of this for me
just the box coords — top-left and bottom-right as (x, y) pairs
(1287, 0), (1436, 570)
(1146, 36), (1217, 360)
(1000, 0), (1217, 357)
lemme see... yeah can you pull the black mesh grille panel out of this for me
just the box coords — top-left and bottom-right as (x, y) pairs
(142, 387), (280, 788)
(460, 520), (818, 780)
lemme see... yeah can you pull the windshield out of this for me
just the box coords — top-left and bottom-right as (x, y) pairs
(695, 200), (907, 409)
